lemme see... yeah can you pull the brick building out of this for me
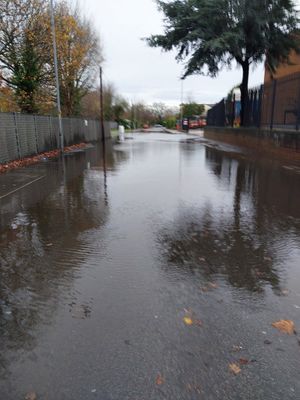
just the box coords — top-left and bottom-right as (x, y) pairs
(261, 52), (300, 128)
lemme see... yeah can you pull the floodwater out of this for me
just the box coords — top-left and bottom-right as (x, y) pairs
(0, 133), (300, 399)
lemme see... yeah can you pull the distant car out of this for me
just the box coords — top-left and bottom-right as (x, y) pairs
(149, 124), (166, 132)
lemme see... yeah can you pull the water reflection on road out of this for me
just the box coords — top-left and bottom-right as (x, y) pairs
(0, 133), (300, 399)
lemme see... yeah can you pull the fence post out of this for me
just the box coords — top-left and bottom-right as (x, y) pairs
(13, 112), (21, 159)
(232, 94), (236, 127)
(222, 99), (226, 127)
(33, 115), (39, 154)
(270, 79), (277, 130)
(49, 116), (53, 149)
(258, 85), (263, 128)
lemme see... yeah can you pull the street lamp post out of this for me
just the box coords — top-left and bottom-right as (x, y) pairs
(50, 0), (64, 152)
(180, 78), (184, 130)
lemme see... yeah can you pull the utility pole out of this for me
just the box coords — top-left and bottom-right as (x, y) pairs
(99, 66), (105, 143)
(50, 0), (64, 152)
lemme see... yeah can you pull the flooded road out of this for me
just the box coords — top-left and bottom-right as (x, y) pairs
(0, 133), (300, 399)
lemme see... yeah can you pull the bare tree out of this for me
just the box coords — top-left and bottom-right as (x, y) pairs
(51, 1), (103, 116)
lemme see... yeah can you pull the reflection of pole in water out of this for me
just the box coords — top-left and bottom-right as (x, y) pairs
(61, 151), (67, 188)
(101, 141), (108, 206)
(99, 66), (108, 204)
(99, 66), (105, 144)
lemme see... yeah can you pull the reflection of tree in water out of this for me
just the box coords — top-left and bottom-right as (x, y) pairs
(158, 147), (300, 295)
(158, 205), (281, 293)
(0, 143), (125, 378)
(205, 146), (300, 220)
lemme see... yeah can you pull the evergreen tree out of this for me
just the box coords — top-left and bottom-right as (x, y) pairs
(147, 0), (299, 125)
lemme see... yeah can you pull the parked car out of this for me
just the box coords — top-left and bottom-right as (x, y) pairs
(150, 124), (166, 132)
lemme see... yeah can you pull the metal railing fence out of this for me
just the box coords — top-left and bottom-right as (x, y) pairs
(207, 72), (300, 130)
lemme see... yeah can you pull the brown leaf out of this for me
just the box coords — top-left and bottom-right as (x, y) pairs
(194, 319), (203, 327)
(25, 392), (37, 400)
(239, 358), (249, 365)
(156, 374), (165, 385)
(232, 345), (243, 352)
(208, 282), (219, 289)
(229, 363), (241, 375)
(200, 286), (210, 292)
(272, 320), (295, 335)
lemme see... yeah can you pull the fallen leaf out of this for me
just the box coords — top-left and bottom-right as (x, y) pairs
(186, 383), (201, 393)
(208, 282), (219, 289)
(200, 286), (210, 292)
(183, 317), (193, 326)
(186, 383), (193, 391)
(156, 374), (165, 385)
(281, 289), (289, 296)
(272, 320), (295, 335)
(194, 319), (203, 327)
(239, 358), (249, 365)
(25, 392), (37, 400)
(232, 345), (243, 352)
(229, 363), (241, 375)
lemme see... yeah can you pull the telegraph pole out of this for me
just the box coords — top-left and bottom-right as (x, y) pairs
(50, 0), (64, 152)
(99, 66), (105, 143)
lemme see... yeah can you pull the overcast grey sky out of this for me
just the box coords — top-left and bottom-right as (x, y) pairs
(78, 0), (283, 106)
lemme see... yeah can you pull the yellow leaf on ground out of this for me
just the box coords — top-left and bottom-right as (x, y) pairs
(272, 320), (295, 334)
(229, 363), (241, 375)
(183, 316), (193, 326)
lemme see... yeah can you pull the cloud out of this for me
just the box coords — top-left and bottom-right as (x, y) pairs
(78, 0), (265, 105)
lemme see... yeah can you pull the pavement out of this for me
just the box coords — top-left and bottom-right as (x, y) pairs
(0, 133), (300, 399)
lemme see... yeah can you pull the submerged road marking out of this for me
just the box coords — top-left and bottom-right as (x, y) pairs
(0, 175), (46, 200)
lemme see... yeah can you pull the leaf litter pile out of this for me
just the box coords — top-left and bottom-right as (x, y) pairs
(0, 143), (89, 174)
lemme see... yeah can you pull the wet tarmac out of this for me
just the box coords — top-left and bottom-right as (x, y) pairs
(0, 133), (300, 399)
